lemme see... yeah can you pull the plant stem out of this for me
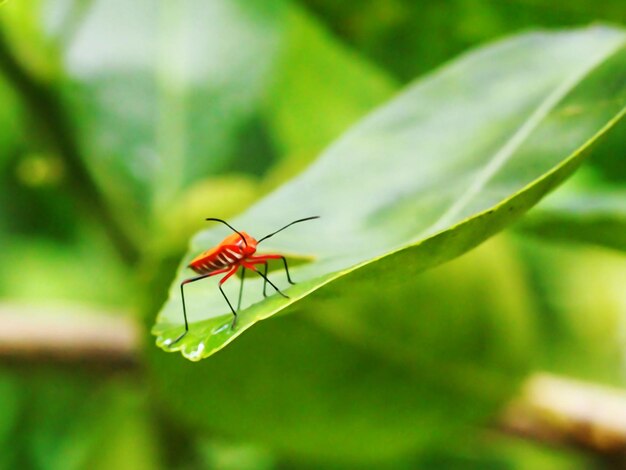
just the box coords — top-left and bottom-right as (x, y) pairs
(0, 30), (140, 265)
(0, 302), (138, 366)
(500, 373), (626, 461)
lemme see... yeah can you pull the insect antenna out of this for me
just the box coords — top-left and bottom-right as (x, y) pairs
(205, 218), (248, 247)
(257, 216), (320, 244)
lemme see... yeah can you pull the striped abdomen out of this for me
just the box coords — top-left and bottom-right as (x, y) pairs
(189, 245), (245, 274)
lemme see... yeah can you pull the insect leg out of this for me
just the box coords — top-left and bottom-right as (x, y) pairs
(218, 266), (240, 328)
(170, 268), (230, 346)
(242, 258), (268, 295)
(248, 254), (296, 285)
(280, 256), (295, 285)
(262, 262), (268, 297)
(236, 265), (246, 311)
(242, 262), (289, 299)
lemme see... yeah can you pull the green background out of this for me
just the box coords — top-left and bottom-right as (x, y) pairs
(0, 0), (624, 468)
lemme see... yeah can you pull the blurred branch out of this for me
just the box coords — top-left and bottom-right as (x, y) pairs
(501, 373), (626, 462)
(0, 30), (140, 265)
(0, 302), (138, 366)
(2, 301), (626, 461)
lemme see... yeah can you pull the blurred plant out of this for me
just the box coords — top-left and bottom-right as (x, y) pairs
(0, 0), (624, 468)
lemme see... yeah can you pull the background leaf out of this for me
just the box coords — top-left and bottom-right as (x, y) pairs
(262, 5), (395, 171)
(517, 167), (626, 251)
(301, 0), (626, 82)
(60, 0), (288, 229)
(513, 235), (626, 384)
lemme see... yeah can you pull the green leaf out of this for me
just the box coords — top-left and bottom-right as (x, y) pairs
(263, 6), (395, 165)
(517, 168), (626, 251)
(301, 0), (626, 81)
(58, 0), (288, 224)
(512, 236), (626, 384)
(586, 111), (626, 182)
(3, 366), (158, 470)
(153, 26), (626, 361)
(0, 0), (60, 80)
(0, 373), (20, 467)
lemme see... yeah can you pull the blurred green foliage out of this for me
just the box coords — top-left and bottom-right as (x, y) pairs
(0, 0), (624, 468)
(302, 0), (626, 81)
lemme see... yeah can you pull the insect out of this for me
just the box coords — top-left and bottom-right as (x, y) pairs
(170, 216), (319, 345)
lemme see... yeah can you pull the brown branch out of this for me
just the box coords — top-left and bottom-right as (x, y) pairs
(0, 302), (139, 366)
(2, 302), (626, 460)
(0, 29), (140, 265)
(500, 373), (626, 460)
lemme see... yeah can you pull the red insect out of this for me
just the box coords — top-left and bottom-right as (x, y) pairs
(171, 216), (319, 344)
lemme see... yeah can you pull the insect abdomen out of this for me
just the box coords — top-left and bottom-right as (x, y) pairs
(189, 246), (243, 274)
